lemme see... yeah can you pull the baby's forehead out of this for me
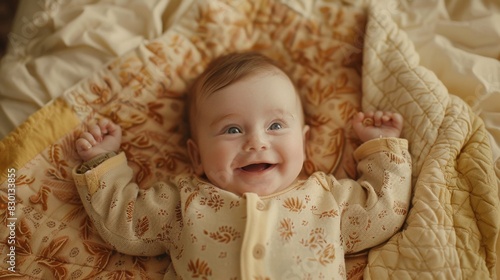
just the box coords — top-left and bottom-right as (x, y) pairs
(205, 70), (304, 114)
(206, 69), (297, 100)
(190, 64), (302, 116)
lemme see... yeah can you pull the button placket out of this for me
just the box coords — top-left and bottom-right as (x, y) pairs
(241, 193), (270, 278)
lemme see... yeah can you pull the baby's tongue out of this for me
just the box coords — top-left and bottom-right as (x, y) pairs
(242, 163), (269, 172)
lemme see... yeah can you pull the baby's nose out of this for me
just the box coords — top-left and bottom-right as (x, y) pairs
(243, 133), (268, 151)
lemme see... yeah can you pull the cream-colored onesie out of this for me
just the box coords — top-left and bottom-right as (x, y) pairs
(73, 137), (411, 279)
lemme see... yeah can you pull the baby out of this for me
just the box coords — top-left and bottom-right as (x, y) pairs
(73, 52), (411, 279)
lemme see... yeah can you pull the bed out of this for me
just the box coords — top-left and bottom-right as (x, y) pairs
(0, 0), (498, 279)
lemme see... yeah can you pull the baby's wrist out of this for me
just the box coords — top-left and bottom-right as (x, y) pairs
(361, 134), (397, 143)
(76, 151), (118, 174)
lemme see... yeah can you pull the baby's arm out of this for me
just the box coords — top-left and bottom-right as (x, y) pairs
(332, 111), (411, 253)
(73, 153), (180, 256)
(73, 119), (179, 256)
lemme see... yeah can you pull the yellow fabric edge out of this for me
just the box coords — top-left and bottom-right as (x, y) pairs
(0, 98), (79, 182)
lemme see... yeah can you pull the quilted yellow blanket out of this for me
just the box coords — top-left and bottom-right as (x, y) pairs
(0, 0), (498, 279)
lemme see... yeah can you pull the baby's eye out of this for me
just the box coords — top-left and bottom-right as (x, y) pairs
(226, 127), (242, 134)
(269, 122), (283, 130)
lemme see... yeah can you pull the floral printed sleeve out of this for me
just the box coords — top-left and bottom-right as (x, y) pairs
(72, 152), (181, 256)
(329, 137), (412, 254)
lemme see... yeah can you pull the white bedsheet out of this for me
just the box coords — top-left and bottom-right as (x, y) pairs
(0, 0), (193, 137)
(394, 0), (500, 160)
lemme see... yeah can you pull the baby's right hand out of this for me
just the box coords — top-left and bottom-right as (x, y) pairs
(75, 119), (122, 162)
(351, 111), (403, 142)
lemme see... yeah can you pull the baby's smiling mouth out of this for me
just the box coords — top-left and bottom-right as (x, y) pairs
(240, 163), (274, 172)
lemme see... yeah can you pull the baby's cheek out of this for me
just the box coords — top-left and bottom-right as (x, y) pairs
(286, 138), (307, 161)
(206, 169), (232, 186)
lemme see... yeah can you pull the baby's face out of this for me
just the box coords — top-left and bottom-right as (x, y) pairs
(188, 70), (309, 196)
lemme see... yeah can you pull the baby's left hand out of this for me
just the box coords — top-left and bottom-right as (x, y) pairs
(352, 111), (403, 142)
(75, 118), (122, 162)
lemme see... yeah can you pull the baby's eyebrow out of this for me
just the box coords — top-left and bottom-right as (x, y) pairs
(210, 113), (239, 127)
(272, 109), (295, 120)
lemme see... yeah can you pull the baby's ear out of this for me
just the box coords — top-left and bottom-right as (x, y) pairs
(187, 139), (204, 175)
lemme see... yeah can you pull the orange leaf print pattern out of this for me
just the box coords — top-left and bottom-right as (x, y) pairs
(89, 82), (112, 104)
(200, 193), (224, 212)
(307, 114), (330, 127)
(318, 243), (336, 265)
(203, 226), (241, 243)
(393, 201), (408, 216)
(135, 216), (150, 237)
(36, 257), (67, 279)
(126, 201), (135, 222)
(300, 228), (336, 266)
(16, 238), (32, 256)
(345, 231), (362, 252)
(384, 151), (406, 164)
(188, 259), (212, 279)
(41, 236), (68, 258)
(15, 174), (35, 186)
(36, 236), (69, 279)
(129, 134), (152, 149)
(48, 144), (70, 179)
(278, 218), (295, 242)
(301, 228), (327, 250)
(44, 179), (81, 205)
(315, 209), (339, 219)
(80, 215), (94, 240)
(29, 185), (51, 211)
(83, 240), (113, 270)
(147, 101), (165, 124)
(283, 197), (305, 213)
(17, 218), (31, 240)
(184, 191), (200, 212)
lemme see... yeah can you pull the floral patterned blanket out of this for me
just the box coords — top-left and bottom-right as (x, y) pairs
(0, 0), (498, 279)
